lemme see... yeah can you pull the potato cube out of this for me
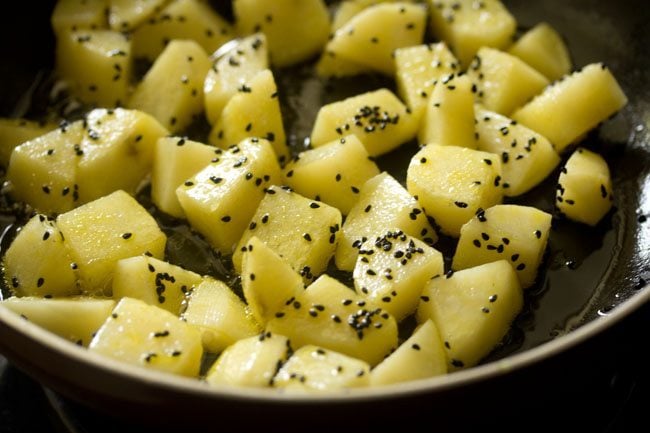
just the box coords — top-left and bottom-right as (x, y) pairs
(241, 237), (304, 326)
(475, 105), (560, 197)
(556, 148), (614, 226)
(204, 33), (269, 125)
(353, 230), (444, 321)
(274, 345), (370, 391)
(90, 297), (203, 377)
(233, 186), (342, 283)
(57, 190), (167, 294)
(151, 136), (216, 218)
(234, 0), (330, 68)
(131, 0), (233, 62)
(283, 134), (380, 214)
(56, 29), (131, 107)
(51, 0), (107, 34)
(182, 278), (261, 353)
(395, 42), (460, 119)
(417, 260), (523, 370)
(177, 138), (282, 254)
(6, 121), (83, 215)
(76, 108), (168, 204)
(108, 0), (167, 31)
(129, 39), (212, 133)
(336, 172), (437, 271)
(112, 256), (202, 315)
(427, 0), (516, 68)
(208, 69), (289, 164)
(370, 319), (447, 385)
(311, 89), (417, 157)
(512, 63), (628, 153)
(206, 333), (290, 388)
(468, 47), (549, 115)
(2, 297), (115, 347)
(508, 22), (572, 82)
(325, 2), (426, 76)
(3, 214), (78, 298)
(407, 144), (503, 237)
(452, 204), (551, 288)
(266, 275), (397, 366)
(418, 73), (477, 148)
(0, 118), (55, 168)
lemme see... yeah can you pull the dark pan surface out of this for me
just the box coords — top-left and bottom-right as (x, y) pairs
(0, 0), (649, 429)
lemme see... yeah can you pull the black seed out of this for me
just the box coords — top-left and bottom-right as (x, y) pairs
(303, 233), (312, 242)
(221, 216), (231, 222)
(412, 344), (421, 351)
(516, 263), (526, 271)
(37, 277), (45, 287)
(454, 201), (468, 208)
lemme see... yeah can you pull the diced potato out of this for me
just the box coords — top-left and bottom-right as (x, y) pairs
(0, 119), (56, 167)
(3, 215), (78, 298)
(6, 121), (84, 214)
(353, 230), (443, 321)
(241, 237), (304, 326)
(417, 260), (523, 370)
(475, 105), (560, 196)
(112, 256), (202, 315)
(427, 0), (516, 68)
(234, 0), (330, 68)
(556, 148), (614, 226)
(273, 345), (370, 391)
(325, 2), (426, 76)
(6, 109), (167, 213)
(467, 47), (549, 115)
(407, 144), (503, 237)
(266, 275), (397, 366)
(129, 39), (212, 133)
(508, 22), (572, 82)
(233, 186), (343, 283)
(56, 29), (132, 107)
(336, 172), (437, 271)
(76, 108), (168, 204)
(204, 34), (269, 125)
(395, 42), (460, 119)
(370, 319), (447, 385)
(332, 0), (402, 31)
(131, 0), (233, 62)
(311, 89), (417, 157)
(283, 135), (380, 214)
(57, 190), (167, 294)
(51, 0), (107, 34)
(177, 138), (282, 255)
(452, 204), (551, 288)
(2, 297), (115, 347)
(90, 297), (203, 377)
(151, 136), (217, 218)
(108, 0), (167, 31)
(418, 73), (477, 148)
(208, 69), (289, 164)
(206, 333), (290, 388)
(181, 278), (261, 353)
(512, 63), (628, 153)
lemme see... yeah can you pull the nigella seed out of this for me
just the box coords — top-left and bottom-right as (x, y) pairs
(412, 344), (421, 351)
(42, 231), (51, 241)
(303, 233), (312, 242)
(221, 216), (231, 222)
(451, 359), (464, 368)
(37, 277), (45, 287)
(121, 232), (132, 239)
(473, 239), (481, 248)
(516, 263), (526, 271)
(275, 312), (285, 318)
(454, 201), (468, 208)
(534, 230), (542, 239)
(309, 202), (320, 209)
(489, 294), (498, 302)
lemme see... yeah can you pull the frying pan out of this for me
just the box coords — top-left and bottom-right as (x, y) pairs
(1, 0), (649, 431)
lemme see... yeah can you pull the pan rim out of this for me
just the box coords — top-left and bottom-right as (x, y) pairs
(1, 283), (648, 404)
